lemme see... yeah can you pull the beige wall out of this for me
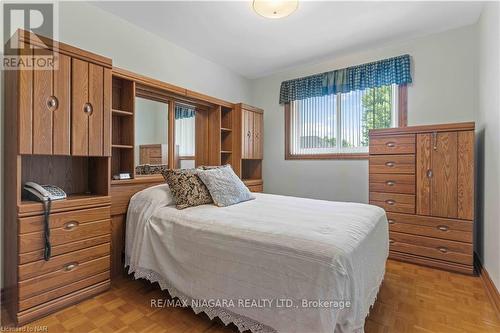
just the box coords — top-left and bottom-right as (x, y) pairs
(250, 25), (477, 203)
(476, 1), (500, 291)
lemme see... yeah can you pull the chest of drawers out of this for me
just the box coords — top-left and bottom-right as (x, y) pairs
(369, 123), (475, 274)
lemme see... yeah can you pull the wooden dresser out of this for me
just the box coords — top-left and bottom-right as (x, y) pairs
(3, 30), (112, 325)
(369, 122), (475, 274)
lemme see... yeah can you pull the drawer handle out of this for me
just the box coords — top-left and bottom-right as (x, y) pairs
(386, 180), (396, 186)
(63, 262), (79, 271)
(437, 247), (448, 253)
(386, 142), (396, 148)
(389, 239), (395, 244)
(387, 219), (395, 224)
(385, 199), (396, 205)
(427, 169), (433, 178)
(385, 161), (395, 167)
(64, 221), (79, 230)
(437, 225), (449, 232)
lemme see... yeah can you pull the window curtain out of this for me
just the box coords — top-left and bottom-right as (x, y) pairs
(279, 54), (412, 104)
(175, 104), (196, 119)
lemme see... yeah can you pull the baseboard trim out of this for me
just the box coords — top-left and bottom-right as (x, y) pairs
(476, 255), (500, 319)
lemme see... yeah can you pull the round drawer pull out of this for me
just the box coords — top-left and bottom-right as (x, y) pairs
(437, 225), (449, 232)
(437, 247), (448, 253)
(386, 142), (396, 148)
(387, 219), (395, 224)
(386, 180), (396, 186)
(64, 221), (79, 230)
(389, 239), (395, 244)
(385, 162), (395, 167)
(83, 103), (93, 115)
(385, 199), (396, 205)
(63, 262), (79, 271)
(47, 96), (58, 111)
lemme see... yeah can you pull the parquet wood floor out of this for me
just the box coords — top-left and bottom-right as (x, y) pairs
(16, 260), (500, 333)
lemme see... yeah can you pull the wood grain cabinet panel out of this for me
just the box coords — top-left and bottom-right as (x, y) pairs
(369, 123), (475, 274)
(52, 54), (71, 155)
(242, 109), (253, 159)
(457, 131), (474, 220)
(18, 41), (33, 154)
(88, 63), (104, 156)
(253, 112), (263, 159)
(32, 51), (53, 155)
(431, 132), (458, 218)
(72, 58), (89, 156)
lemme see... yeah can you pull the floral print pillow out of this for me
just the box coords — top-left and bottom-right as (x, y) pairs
(162, 169), (213, 209)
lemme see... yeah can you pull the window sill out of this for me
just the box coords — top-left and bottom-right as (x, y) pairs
(285, 153), (369, 160)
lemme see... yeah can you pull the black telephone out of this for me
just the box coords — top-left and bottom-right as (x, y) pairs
(23, 182), (67, 261)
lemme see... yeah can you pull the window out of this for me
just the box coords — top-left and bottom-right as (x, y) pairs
(285, 84), (407, 159)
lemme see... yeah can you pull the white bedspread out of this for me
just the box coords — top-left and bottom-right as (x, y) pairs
(126, 187), (388, 333)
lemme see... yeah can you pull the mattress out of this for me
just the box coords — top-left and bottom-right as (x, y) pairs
(126, 185), (388, 333)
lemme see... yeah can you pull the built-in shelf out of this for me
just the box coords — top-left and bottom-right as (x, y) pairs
(221, 127), (232, 132)
(112, 144), (133, 149)
(112, 109), (133, 116)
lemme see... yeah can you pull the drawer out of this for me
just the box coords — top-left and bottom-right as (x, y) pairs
(19, 255), (110, 300)
(19, 206), (110, 234)
(389, 231), (472, 265)
(370, 192), (415, 214)
(369, 174), (415, 194)
(19, 271), (109, 311)
(370, 134), (415, 154)
(387, 213), (472, 243)
(248, 184), (263, 193)
(19, 243), (110, 280)
(19, 219), (110, 254)
(369, 155), (415, 174)
(19, 234), (110, 264)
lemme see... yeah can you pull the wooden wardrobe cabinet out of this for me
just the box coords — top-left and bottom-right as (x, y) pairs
(3, 30), (113, 326)
(16, 38), (111, 157)
(369, 123), (475, 274)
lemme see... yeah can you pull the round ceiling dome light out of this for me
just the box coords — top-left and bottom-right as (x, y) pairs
(253, 0), (298, 19)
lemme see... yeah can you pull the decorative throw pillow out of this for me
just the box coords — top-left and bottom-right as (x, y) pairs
(161, 169), (213, 209)
(197, 165), (255, 207)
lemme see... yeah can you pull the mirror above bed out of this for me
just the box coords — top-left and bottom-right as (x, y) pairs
(134, 97), (169, 176)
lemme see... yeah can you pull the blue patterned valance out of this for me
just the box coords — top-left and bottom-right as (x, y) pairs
(175, 104), (195, 119)
(279, 54), (412, 104)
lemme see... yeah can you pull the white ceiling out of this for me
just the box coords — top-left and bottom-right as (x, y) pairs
(92, 1), (483, 79)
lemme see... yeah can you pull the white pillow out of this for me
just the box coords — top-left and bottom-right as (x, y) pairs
(130, 183), (174, 209)
(197, 165), (255, 207)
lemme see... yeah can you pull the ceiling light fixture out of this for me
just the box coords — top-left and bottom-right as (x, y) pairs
(253, 0), (298, 19)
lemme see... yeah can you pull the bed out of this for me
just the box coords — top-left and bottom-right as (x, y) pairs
(125, 184), (388, 333)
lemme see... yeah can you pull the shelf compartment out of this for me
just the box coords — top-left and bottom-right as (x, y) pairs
(112, 77), (134, 113)
(221, 106), (233, 129)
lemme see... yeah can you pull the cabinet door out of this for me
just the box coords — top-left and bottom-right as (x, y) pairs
(416, 133), (432, 215)
(32, 49), (53, 154)
(52, 54), (71, 155)
(253, 112), (263, 159)
(88, 63), (103, 156)
(431, 132), (458, 218)
(72, 58), (89, 156)
(242, 109), (254, 159)
(32, 51), (71, 155)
